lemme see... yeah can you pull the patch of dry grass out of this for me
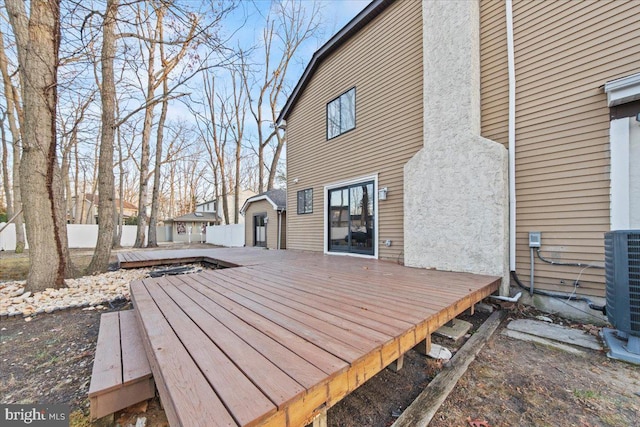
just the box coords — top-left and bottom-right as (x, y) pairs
(0, 256), (30, 281)
(0, 253), (102, 281)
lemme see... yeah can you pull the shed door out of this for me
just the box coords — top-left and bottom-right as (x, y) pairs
(254, 214), (267, 247)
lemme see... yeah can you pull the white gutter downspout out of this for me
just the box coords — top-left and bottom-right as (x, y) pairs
(277, 210), (282, 250)
(506, 0), (516, 273)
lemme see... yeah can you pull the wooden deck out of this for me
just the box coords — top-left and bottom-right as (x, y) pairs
(124, 248), (500, 427)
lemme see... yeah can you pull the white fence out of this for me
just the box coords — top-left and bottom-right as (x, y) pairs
(0, 224), (161, 251)
(206, 224), (245, 247)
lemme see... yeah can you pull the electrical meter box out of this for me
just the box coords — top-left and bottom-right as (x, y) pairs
(529, 231), (541, 248)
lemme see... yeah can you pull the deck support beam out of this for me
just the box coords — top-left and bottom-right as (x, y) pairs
(389, 354), (405, 372)
(311, 408), (327, 427)
(415, 334), (432, 356)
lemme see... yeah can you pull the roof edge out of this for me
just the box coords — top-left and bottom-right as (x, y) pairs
(240, 194), (281, 215)
(277, 0), (393, 124)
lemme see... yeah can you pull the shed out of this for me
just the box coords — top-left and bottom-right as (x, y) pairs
(240, 189), (286, 250)
(166, 212), (220, 243)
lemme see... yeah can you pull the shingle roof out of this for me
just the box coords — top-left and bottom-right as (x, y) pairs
(167, 212), (220, 222)
(263, 189), (287, 210)
(240, 189), (287, 214)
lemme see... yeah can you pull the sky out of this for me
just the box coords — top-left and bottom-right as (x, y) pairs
(168, 0), (371, 121)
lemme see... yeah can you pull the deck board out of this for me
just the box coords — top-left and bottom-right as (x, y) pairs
(158, 277), (306, 408)
(88, 312), (122, 396)
(126, 248), (500, 426)
(89, 310), (155, 420)
(227, 269), (411, 336)
(179, 273), (349, 376)
(119, 310), (152, 386)
(207, 270), (394, 350)
(132, 282), (238, 427)
(144, 279), (277, 426)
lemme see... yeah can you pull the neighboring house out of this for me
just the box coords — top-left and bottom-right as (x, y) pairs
(166, 211), (219, 243)
(215, 189), (257, 225)
(195, 199), (217, 214)
(278, 0), (640, 300)
(71, 194), (138, 224)
(240, 189), (287, 250)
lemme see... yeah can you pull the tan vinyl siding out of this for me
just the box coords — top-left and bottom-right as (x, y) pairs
(286, 0), (423, 261)
(480, 0), (508, 147)
(244, 201), (285, 250)
(511, 0), (640, 297)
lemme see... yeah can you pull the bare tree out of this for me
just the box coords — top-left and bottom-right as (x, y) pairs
(85, 0), (119, 273)
(243, 1), (321, 192)
(59, 92), (95, 228)
(228, 68), (247, 224)
(0, 112), (10, 216)
(6, 0), (73, 290)
(132, 1), (202, 247)
(146, 3), (198, 247)
(0, 24), (25, 252)
(192, 70), (234, 224)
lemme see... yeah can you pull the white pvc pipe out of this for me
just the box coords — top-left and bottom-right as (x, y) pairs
(490, 291), (522, 303)
(277, 211), (282, 250)
(506, 0), (517, 272)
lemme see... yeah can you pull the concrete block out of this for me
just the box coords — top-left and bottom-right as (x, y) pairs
(427, 343), (452, 360)
(475, 303), (494, 314)
(434, 319), (472, 342)
(507, 319), (602, 350)
(501, 330), (585, 355)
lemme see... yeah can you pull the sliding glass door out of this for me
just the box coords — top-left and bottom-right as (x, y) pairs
(328, 181), (375, 255)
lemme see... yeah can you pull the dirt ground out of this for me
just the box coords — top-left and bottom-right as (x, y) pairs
(1, 248), (639, 427)
(430, 309), (640, 427)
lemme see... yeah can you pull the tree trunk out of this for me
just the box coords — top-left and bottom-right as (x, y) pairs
(0, 26), (25, 251)
(234, 144), (241, 224)
(7, 0), (72, 290)
(113, 117), (125, 248)
(87, 0), (118, 273)
(0, 115), (11, 216)
(147, 78), (168, 247)
(133, 26), (157, 248)
(267, 132), (285, 190)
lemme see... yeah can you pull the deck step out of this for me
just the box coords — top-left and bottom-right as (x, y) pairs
(89, 310), (155, 420)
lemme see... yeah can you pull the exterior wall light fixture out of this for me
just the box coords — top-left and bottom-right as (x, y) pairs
(378, 187), (388, 200)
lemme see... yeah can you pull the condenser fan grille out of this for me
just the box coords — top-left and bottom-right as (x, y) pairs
(629, 233), (640, 333)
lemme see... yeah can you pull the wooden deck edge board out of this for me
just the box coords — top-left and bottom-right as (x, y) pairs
(131, 295), (181, 427)
(392, 310), (507, 427)
(119, 252), (242, 270)
(282, 287), (496, 426)
(89, 377), (155, 420)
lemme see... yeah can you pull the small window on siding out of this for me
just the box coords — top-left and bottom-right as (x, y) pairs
(297, 189), (313, 214)
(327, 87), (356, 139)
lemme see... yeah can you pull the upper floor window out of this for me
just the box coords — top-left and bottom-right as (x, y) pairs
(297, 188), (313, 214)
(327, 87), (356, 139)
